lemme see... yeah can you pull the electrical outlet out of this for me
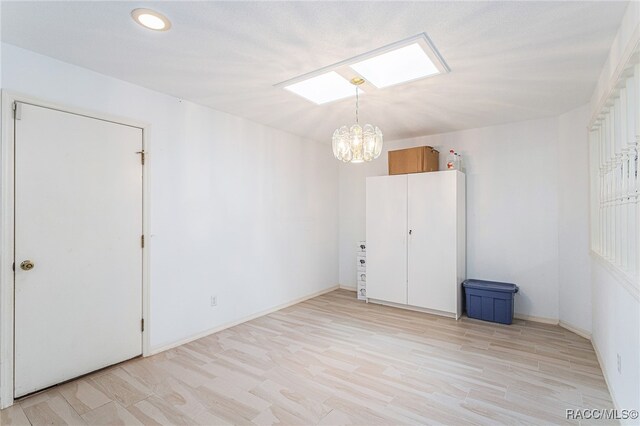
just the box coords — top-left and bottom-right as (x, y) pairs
(617, 353), (621, 374)
(210, 295), (218, 307)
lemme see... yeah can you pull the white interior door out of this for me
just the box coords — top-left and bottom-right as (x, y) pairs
(14, 102), (143, 398)
(407, 172), (456, 313)
(366, 175), (408, 304)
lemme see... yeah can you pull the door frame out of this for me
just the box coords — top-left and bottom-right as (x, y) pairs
(0, 91), (152, 409)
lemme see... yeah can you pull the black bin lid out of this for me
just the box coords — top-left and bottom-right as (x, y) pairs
(463, 279), (519, 293)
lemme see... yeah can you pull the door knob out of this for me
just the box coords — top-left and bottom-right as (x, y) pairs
(20, 260), (34, 271)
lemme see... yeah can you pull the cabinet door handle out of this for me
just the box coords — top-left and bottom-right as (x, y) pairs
(409, 229), (412, 235)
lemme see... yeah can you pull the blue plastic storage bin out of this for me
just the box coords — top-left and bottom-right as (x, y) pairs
(463, 279), (519, 325)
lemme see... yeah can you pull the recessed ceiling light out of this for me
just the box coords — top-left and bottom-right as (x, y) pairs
(284, 72), (360, 105)
(350, 43), (440, 88)
(131, 8), (171, 31)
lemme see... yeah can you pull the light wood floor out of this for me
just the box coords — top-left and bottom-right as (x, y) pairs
(1, 289), (613, 425)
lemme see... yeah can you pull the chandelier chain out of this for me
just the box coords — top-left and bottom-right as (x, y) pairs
(355, 86), (359, 125)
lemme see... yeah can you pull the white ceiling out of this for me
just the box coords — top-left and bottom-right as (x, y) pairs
(1, 1), (629, 143)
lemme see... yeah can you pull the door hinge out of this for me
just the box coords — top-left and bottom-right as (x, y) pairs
(12, 262), (15, 272)
(13, 102), (22, 120)
(136, 150), (145, 165)
(141, 318), (145, 332)
(141, 234), (145, 248)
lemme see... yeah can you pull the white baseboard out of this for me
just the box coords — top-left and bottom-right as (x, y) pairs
(148, 285), (339, 355)
(592, 337), (620, 414)
(558, 320), (592, 340)
(339, 284), (356, 292)
(514, 313), (559, 325)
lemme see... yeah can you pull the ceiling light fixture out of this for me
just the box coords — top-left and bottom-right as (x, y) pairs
(131, 8), (171, 31)
(332, 78), (383, 164)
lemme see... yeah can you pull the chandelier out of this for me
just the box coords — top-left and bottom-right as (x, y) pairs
(332, 78), (383, 163)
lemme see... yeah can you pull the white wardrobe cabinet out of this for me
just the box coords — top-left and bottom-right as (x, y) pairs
(366, 171), (466, 319)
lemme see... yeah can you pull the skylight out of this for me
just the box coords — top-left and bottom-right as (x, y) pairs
(275, 34), (448, 104)
(350, 43), (440, 88)
(284, 72), (358, 105)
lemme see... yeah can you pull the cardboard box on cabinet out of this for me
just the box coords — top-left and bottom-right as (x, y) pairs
(388, 146), (439, 175)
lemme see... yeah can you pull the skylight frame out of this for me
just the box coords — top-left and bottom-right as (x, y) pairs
(275, 33), (449, 104)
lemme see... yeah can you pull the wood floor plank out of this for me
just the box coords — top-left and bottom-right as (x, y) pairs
(58, 379), (112, 415)
(0, 403), (31, 426)
(81, 401), (143, 425)
(126, 395), (198, 425)
(89, 367), (153, 407)
(22, 393), (87, 426)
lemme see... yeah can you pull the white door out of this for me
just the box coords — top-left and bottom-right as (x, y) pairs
(14, 102), (143, 398)
(407, 172), (457, 313)
(366, 175), (408, 304)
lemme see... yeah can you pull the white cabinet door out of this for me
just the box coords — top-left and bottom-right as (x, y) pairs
(14, 103), (143, 397)
(455, 172), (466, 318)
(408, 172), (457, 312)
(366, 175), (407, 304)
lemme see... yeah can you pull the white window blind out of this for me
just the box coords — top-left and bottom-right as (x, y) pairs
(589, 60), (639, 288)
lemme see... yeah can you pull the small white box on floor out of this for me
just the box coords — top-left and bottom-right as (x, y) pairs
(357, 282), (367, 300)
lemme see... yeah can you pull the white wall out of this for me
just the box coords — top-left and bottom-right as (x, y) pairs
(557, 104), (592, 335)
(592, 260), (640, 416)
(339, 117), (560, 321)
(587, 1), (640, 417)
(1, 44), (339, 352)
